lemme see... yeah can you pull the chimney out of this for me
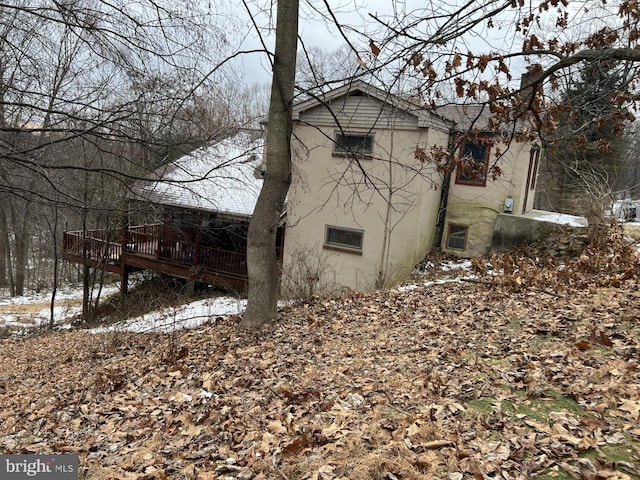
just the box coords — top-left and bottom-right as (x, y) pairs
(519, 65), (544, 110)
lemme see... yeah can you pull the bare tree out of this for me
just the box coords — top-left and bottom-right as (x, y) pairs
(623, 121), (640, 198)
(369, 1), (640, 133)
(0, 0), (238, 304)
(296, 45), (361, 95)
(242, 0), (299, 327)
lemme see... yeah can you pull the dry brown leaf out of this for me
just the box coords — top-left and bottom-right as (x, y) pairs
(1, 250), (638, 479)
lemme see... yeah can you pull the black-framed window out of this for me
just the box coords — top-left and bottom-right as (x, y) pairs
(324, 225), (364, 253)
(446, 224), (468, 251)
(333, 133), (374, 156)
(456, 140), (489, 186)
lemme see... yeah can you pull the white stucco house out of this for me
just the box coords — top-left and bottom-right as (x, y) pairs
(65, 80), (583, 295)
(284, 80), (557, 291)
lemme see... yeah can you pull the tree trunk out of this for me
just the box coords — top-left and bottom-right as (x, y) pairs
(81, 208), (92, 321)
(82, 263), (93, 321)
(0, 206), (15, 296)
(376, 132), (395, 289)
(242, 0), (299, 327)
(13, 228), (28, 296)
(0, 205), (8, 288)
(47, 207), (59, 329)
(10, 199), (29, 296)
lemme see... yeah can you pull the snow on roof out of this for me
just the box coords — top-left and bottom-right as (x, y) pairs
(131, 131), (264, 218)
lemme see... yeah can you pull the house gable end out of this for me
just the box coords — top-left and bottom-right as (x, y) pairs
(296, 93), (419, 131)
(292, 80), (452, 132)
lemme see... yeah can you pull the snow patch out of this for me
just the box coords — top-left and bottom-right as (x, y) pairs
(522, 209), (588, 228)
(397, 276), (477, 292)
(88, 296), (247, 334)
(0, 283), (245, 334)
(0, 285), (121, 331)
(441, 259), (472, 271)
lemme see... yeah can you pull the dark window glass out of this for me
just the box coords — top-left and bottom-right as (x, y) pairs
(325, 226), (363, 251)
(334, 134), (373, 155)
(446, 224), (468, 251)
(456, 141), (488, 185)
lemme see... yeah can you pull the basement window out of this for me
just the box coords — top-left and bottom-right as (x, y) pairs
(333, 133), (374, 157)
(324, 225), (364, 254)
(446, 224), (468, 251)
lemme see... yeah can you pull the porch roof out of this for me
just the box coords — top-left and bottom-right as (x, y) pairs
(130, 131), (264, 218)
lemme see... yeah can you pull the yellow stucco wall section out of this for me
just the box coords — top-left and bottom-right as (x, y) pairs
(442, 140), (537, 257)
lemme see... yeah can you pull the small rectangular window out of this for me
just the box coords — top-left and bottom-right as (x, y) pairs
(456, 140), (489, 186)
(446, 224), (468, 251)
(324, 225), (363, 253)
(333, 133), (373, 156)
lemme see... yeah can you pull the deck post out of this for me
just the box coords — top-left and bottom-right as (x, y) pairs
(120, 264), (129, 300)
(194, 211), (201, 266)
(121, 204), (130, 301)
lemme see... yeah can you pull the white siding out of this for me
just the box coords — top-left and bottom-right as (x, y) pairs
(297, 94), (419, 130)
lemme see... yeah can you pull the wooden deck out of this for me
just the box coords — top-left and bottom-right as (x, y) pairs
(63, 224), (249, 292)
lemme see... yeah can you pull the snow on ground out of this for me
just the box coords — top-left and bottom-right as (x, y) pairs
(420, 259), (473, 272)
(0, 284), (120, 306)
(1, 258), (476, 335)
(0, 284), (121, 331)
(522, 209), (588, 227)
(0, 283), (245, 334)
(88, 296), (246, 334)
(399, 258), (476, 292)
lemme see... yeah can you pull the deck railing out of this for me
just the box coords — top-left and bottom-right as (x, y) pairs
(125, 224), (161, 256)
(63, 224), (248, 279)
(63, 230), (123, 262)
(192, 245), (247, 277)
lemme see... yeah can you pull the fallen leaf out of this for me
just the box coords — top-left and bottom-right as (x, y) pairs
(576, 341), (592, 351)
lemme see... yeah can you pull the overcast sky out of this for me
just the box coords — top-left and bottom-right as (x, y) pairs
(229, 0), (525, 87)
(229, 0), (373, 85)
(229, 0), (469, 85)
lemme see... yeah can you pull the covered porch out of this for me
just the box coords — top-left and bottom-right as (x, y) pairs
(62, 131), (276, 294)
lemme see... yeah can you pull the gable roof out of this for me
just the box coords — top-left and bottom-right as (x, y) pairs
(292, 80), (453, 131)
(437, 104), (493, 132)
(129, 131), (263, 219)
(437, 103), (535, 134)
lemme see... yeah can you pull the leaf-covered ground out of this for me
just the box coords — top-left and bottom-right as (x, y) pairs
(1, 259), (639, 480)
(1, 225), (640, 479)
